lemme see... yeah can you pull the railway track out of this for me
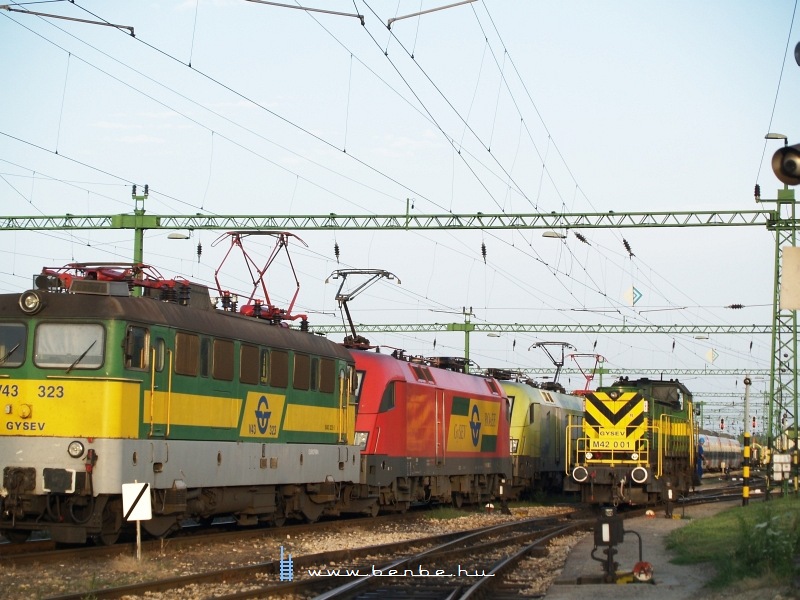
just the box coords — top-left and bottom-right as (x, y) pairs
(0, 512), (416, 565)
(3, 484), (762, 600)
(38, 512), (585, 600)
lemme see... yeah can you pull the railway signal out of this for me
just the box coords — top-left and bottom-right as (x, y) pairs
(771, 142), (800, 186)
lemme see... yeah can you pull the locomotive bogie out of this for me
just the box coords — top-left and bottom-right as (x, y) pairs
(1, 433), (362, 542)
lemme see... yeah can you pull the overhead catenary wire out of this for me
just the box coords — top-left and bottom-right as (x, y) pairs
(0, 4), (780, 400)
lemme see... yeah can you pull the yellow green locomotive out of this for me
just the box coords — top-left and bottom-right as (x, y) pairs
(492, 374), (583, 497)
(564, 377), (697, 505)
(0, 264), (363, 544)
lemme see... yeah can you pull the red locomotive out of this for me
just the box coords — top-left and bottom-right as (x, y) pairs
(350, 350), (512, 512)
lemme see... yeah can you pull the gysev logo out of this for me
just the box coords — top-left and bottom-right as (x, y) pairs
(256, 396), (271, 434)
(448, 397), (500, 453)
(240, 392), (285, 438)
(470, 404), (481, 446)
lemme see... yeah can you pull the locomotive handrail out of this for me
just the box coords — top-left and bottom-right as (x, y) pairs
(167, 349), (174, 437)
(337, 367), (348, 444)
(564, 420), (574, 475)
(149, 347), (157, 437)
(569, 433), (653, 466)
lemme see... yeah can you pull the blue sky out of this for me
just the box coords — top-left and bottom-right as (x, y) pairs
(1, 1), (799, 433)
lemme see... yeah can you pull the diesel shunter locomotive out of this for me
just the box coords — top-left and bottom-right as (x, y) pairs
(564, 377), (697, 505)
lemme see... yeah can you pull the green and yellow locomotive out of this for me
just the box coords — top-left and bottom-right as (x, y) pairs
(564, 377), (697, 506)
(0, 263), (364, 544)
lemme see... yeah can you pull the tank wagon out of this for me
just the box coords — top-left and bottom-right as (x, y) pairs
(698, 430), (742, 473)
(564, 377), (696, 506)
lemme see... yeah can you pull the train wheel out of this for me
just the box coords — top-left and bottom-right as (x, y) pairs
(94, 528), (120, 546)
(1, 529), (31, 543)
(271, 494), (287, 526)
(94, 500), (122, 546)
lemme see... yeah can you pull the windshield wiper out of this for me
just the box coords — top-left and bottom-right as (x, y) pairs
(66, 340), (97, 374)
(0, 343), (20, 365)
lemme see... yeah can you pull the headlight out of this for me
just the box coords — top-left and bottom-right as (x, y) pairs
(354, 431), (368, 449)
(67, 440), (85, 458)
(585, 451), (593, 460)
(19, 290), (46, 314)
(631, 452), (639, 460)
(510, 439), (519, 453)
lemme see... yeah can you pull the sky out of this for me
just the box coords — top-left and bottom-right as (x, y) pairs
(1, 1), (799, 435)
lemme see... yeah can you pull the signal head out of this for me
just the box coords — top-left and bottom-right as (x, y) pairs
(771, 143), (800, 186)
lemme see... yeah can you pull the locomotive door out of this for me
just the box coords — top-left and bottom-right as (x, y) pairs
(435, 389), (446, 465)
(148, 336), (173, 438)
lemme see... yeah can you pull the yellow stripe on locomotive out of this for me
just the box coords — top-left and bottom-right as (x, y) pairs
(1, 379), (141, 438)
(2, 381), (348, 442)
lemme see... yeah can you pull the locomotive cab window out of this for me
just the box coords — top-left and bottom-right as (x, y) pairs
(124, 325), (149, 370)
(34, 323), (104, 370)
(354, 369), (366, 403)
(652, 384), (682, 409)
(0, 322), (26, 368)
(378, 381), (396, 412)
(154, 337), (166, 372)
